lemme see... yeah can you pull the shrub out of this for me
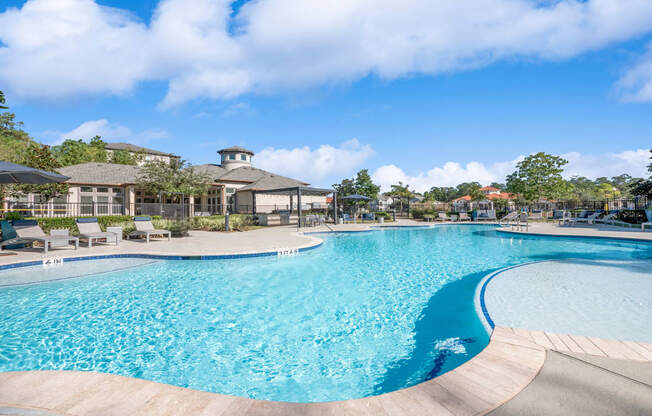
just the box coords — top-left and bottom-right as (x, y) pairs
(3, 211), (24, 221)
(374, 211), (392, 221)
(153, 219), (191, 237)
(32, 215), (162, 235)
(616, 210), (647, 224)
(190, 214), (255, 231)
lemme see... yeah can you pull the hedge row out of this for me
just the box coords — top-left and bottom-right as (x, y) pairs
(4, 214), (257, 236)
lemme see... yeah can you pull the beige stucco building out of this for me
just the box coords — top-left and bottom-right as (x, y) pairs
(10, 145), (328, 217)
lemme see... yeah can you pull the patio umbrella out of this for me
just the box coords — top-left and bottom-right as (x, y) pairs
(340, 194), (371, 201)
(0, 161), (69, 184)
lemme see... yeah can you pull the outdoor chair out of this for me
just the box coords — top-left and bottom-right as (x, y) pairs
(341, 213), (353, 223)
(595, 211), (619, 225)
(361, 213), (375, 222)
(76, 218), (119, 248)
(0, 220), (78, 253)
(568, 211), (602, 226)
(457, 212), (471, 221)
(436, 212), (450, 221)
(128, 217), (171, 243)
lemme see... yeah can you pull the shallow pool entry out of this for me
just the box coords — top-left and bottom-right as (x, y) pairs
(0, 225), (650, 402)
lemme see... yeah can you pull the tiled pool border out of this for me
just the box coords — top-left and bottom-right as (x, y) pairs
(0, 241), (323, 272)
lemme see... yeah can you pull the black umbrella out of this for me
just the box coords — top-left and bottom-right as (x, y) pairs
(0, 161), (69, 184)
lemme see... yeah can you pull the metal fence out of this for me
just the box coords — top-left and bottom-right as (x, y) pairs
(3, 201), (124, 217)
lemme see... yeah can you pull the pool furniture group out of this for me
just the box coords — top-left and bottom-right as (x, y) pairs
(0, 216), (171, 254)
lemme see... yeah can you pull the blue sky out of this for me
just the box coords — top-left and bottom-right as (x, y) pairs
(1, 0), (651, 191)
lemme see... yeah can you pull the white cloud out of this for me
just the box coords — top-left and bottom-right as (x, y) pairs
(53, 119), (168, 145)
(371, 150), (650, 193)
(3, 0), (652, 106)
(561, 149), (650, 179)
(255, 139), (374, 184)
(617, 42), (652, 102)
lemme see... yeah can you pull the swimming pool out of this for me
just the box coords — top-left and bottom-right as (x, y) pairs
(0, 225), (650, 402)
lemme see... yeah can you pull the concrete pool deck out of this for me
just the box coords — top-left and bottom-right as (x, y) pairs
(1, 220), (651, 414)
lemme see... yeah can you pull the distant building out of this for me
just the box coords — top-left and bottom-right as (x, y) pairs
(452, 187), (515, 212)
(104, 142), (180, 166)
(369, 194), (394, 211)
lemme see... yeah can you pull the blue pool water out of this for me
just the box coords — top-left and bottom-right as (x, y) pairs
(0, 225), (650, 402)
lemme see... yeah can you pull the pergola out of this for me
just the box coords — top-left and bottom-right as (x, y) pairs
(252, 186), (335, 226)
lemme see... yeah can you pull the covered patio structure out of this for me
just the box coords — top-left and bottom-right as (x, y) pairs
(251, 186), (334, 227)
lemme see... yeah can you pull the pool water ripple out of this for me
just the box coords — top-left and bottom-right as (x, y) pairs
(0, 225), (650, 402)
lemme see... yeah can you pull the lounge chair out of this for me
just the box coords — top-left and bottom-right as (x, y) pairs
(559, 211), (573, 226)
(568, 211), (602, 226)
(76, 218), (119, 248)
(361, 213), (375, 222)
(128, 216), (171, 243)
(340, 213), (353, 223)
(595, 211), (619, 225)
(458, 212), (471, 222)
(436, 212), (451, 221)
(0, 220), (78, 253)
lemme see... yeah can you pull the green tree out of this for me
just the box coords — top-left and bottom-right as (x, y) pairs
(424, 186), (457, 202)
(11, 143), (69, 201)
(567, 176), (597, 201)
(52, 136), (108, 166)
(467, 183), (485, 202)
(629, 149), (652, 198)
(385, 181), (413, 212)
(137, 160), (211, 200)
(353, 169), (380, 200)
(506, 152), (571, 203)
(0, 92), (36, 163)
(0, 91), (7, 110)
(109, 149), (139, 165)
(455, 182), (482, 199)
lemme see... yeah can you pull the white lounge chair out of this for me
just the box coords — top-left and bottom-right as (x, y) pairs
(458, 212), (471, 221)
(595, 212), (618, 225)
(568, 211), (602, 226)
(1, 220), (78, 253)
(436, 212), (451, 222)
(128, 216), (171, 243)
(76, 218), (119, 248)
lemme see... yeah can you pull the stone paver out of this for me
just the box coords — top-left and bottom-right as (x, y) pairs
(0, 327), (545, 416)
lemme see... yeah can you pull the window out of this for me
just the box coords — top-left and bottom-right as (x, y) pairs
(229, 153), (235, 160)
(97, 196), (109, 203)
(80, 187), (92, 193)
(226, 187), (235, 194)
(96, 187), (109, 193)
(240, 154), (247, 161)
(112, 188), (123, 194)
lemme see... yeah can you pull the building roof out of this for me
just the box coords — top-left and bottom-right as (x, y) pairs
(192, 164), (228, 181)
(60, 160), (309, 190)
(454, 192), (515, 202)
(58, 163), (141, 185)
(192, 164), (309, 189)
(480, 186), (500, 191)
(217, 146), (254, 155)
(105, 142), (178, 158)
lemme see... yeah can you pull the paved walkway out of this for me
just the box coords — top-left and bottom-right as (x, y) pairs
(0, 326), (546, 416)
(497, 222), (652, 241)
